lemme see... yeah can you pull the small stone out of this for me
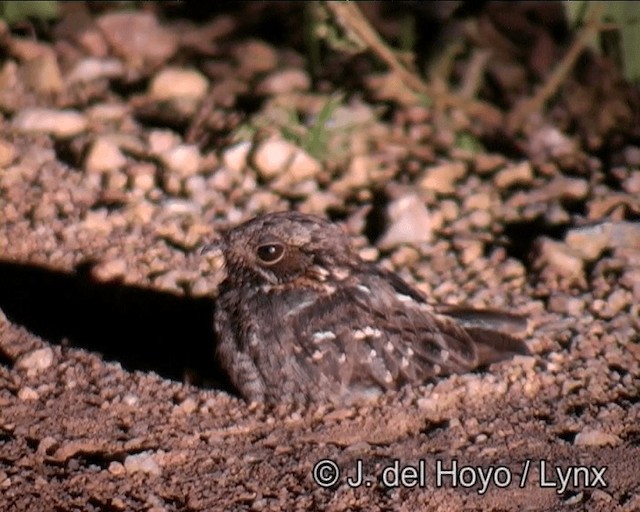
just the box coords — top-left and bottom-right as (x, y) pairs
(474, 153), (506, 174)
(124, 451), (162, 476)
(546, 177), (588, 201)
(148, 130), (180, 154)
(97, 12), (177, 68)
(222, 141), (252, 173)
(624, 170), (640, 195)
(493, 161), (534, 188)
(607, 289), (630, 315)
(273, 149), (321, 188)
(160, 145), (201, 177)
(149, 67), (209, 101)
(122, 394), (139, 406)
(85, 137), (127, 173)
(13, 109), (88, 138)
(128, 163), (157, 193)
(574, 429), (621, 447)
(535, 238), (585, 284)
(469, 209), (492, 229)
(464, 193), (491, 211)
(419, 161), (467, 194)
(253, 139), (295, 178)
(21, 51), (63, 94)
(66, 57), (124, 84)
(177, 397), (198, 414)
(86, 103), (128, 123)
(256, 68), (310, 95)
(37, 437), (58, 455)
(92, 258), (127, 281)
(16, 347), (54, 374)
(0, 140), (17, 167)
(378, 194), (433, 249)
(108, 461), (126, 476)
(18, 387), (39, 400)
(233, 40), (278, 74)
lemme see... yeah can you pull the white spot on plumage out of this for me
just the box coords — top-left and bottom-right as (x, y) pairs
(401, 357), (410, 368)
(384, 370), (393, 384)
(357, 284), (371, 294)
(338, 353), (347, 363)
(312, 331), (337, 342)
(312, 350), (324, 361)
(353, 326), (382, 340)
(385, 341), (394, 353)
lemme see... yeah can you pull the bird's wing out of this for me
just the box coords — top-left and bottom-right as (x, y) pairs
(291, 275), (482, 393)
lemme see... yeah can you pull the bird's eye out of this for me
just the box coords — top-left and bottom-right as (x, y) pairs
(256, 243), (285, 264)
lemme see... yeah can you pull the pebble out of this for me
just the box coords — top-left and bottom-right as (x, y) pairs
(253, 139), (321, 183)
(222, 141), (251, 173)
(252, 139), (296, 179)
(85, 137), (127, 173)
(536, 238), (585, 282)
(66, 57), (125, 84)
(0, 140), (17, 167)
(124, 452), (162, 476)
(233, 40), (278, 74)
(13, 108), (88, 138)
(160, 144), (202, 177)
(493, 161), (534, 188)
(574, 429), (621, 447)
(92, 258), (127, 281)
(21, 51), (63, 94)
(97, 12), (177, 67)
(474, 153), (506, 174)
(128, 163), (157, 193)
(378, 194), (433, 249)
(15, 347), (54, 374)
(149, 67), (209, 101)
(419, 161), (467, 194)
(18, 387), (40, 401)
(256, 68), (310, 95)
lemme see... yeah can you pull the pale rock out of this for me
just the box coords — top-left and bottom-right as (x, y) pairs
(256, 68), (310, 95)
(234, 40), (278, 74)
(222, 141), (251, 173)
(16, 347), (54, 374)
(378, 194), (433, 249)
(97, 12), (177, 67)
(124, 451), (162, 476)
(161, 144), (201, 177)
(66, 58), (124, 84)
(419, 161), (467, 194)
(92, 258), (127, 281)
(574, 429), (621, 447)
(149, 67), (209, 101)
(13, 109), (88, 138)
(85, 137), (127, 173)
(21, 51), (63, 93)
(0, 140), (17, 168)
(494, 161), (534, 188)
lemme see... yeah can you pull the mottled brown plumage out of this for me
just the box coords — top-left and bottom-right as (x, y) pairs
(204, 211), (529, 405)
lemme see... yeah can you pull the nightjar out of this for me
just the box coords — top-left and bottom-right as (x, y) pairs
(204, 211), (530, 405)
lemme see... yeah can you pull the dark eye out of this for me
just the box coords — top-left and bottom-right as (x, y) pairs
(256, 243), (285, 264)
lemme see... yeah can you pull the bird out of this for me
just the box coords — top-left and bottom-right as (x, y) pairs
(202, 211), (530, 405)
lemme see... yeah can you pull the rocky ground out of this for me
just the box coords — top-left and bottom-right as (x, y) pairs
(0, 3), (639, 511)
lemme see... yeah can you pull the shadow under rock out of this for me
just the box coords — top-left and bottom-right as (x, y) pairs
(0, 260), (230, 390)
